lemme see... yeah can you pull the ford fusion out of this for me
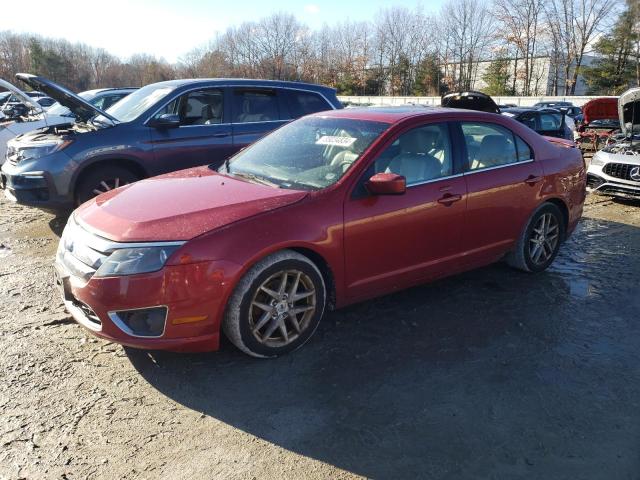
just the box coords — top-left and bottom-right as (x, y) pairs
(55, 107), (586, 357)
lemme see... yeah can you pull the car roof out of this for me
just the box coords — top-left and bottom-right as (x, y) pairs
(149, 78), (337, 94)
(81, 87), (138, 96)
(309, 106), (503, 124)
(502, 107), (563, 114)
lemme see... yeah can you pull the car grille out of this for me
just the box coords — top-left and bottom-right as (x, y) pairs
(57, 217), (112, 282)
(603, 163), (639, 182)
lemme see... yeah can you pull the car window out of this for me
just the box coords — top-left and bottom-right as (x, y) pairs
(461, 122), (519, 171)
(372, 123), (453, 185)
(515, 136), (533, 161)
(519, 113), (537, 130)
(286, 90), (331, 118)
(233, 89), (279, 123)
(540, 113), (562, 130)
(154, 89), (223, 126)
(93, 94), (127, 111)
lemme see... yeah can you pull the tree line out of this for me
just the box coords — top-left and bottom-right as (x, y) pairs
(1, 0), (637, 97)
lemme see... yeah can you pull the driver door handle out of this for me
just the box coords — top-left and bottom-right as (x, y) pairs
(437, 193), (462, 206)
(524, 175), (543, 186)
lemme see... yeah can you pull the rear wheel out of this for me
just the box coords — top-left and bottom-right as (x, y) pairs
(507, 203), (565, 273)
(223, 250), (326, 358)
(75, 166), (140, 205)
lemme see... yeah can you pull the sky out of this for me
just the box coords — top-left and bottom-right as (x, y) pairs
(6, 0), (445, 63)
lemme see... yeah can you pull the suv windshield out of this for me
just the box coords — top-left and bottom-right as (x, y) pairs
(218, 116), (388, 190)
(105, 85), (175, 122)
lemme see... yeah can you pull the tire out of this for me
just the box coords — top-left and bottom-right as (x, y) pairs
(507, 203), (566, 273)
(222, 250), (326, 358)
(75, 165), (140, 205)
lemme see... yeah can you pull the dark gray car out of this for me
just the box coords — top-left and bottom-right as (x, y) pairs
(1, 75), (342, 212)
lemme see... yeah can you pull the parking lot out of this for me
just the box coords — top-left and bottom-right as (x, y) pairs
(1, 192), (639, 479)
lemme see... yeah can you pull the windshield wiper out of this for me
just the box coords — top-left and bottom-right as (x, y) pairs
(231, 171), (280, 188)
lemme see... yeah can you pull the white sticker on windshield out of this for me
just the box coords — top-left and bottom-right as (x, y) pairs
(316, 135), (356, 147)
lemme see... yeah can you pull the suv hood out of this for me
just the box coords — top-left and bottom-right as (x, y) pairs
(75, 167), (308, 242)
(16, 73), (118, 125)
(582, 97), (618, 124)
(619, 87), (640, 135)
(0, 78), (44, 115)
(441, 91), (500, 114)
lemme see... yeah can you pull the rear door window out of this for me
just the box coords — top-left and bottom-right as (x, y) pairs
(540, 113), (562, 131)
(461, 122), (519, 171)
(232, 89), (279, 123)
(285, 90), (332, 118)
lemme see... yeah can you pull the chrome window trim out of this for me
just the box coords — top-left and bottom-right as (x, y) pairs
(463, 159), (535, 175)
(406, 173), (464, 188)
(143, 84), (336, 126)
(108, 305), (168, 338)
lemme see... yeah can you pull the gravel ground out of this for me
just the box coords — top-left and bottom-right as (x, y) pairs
(1, 193), (640, 480)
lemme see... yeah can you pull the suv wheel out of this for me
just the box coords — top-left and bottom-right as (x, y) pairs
(507, 203), (566, 273)
(223, 250), (326, 358)
(75, 166), (140, 205)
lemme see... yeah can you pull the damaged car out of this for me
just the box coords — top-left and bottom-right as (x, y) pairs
(587, 88), (640, 198)
(0, 78), (135, 166)
(576, 97), (620, 154)
(1, 74), (341, 212)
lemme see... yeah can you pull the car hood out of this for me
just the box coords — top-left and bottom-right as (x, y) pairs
(16, 73), (118, 125)
(0, 78), (44, 115)
(441, 91), (500, 114)
(75, 167), (308, 242)
(581, 97), (618, 124)
(619, 87), (640, 135)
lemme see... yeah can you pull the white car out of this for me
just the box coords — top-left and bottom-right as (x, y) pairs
(0, 79), (135, 166)
(587, 87), (640, 198)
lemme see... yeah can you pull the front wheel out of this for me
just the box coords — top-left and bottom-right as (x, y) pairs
(507, 203), (565, 273)
(75, 166), (140, 206)
(223, 250), (326, 358)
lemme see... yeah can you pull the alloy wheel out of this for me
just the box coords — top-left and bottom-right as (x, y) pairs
(92, 177), (125, 196)
(249, 269), (317, 348)
(528, 213), (560, 265)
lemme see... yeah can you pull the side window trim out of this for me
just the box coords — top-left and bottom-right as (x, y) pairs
(231, 88), (280, 124)
(148, 87), (227, 128)
(350, 121), (460, 199)
(458, 120), (535, 175)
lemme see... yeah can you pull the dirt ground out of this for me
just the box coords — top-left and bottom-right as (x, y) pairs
(1, 192), (640, 480)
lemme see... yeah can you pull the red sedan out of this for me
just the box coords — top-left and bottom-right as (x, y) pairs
(54, 107), (586, 357)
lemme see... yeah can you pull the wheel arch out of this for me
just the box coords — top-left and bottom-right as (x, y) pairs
(71, 157), (148, 201)
(542, 197), (569, 239)
(287, 246), (337, 311)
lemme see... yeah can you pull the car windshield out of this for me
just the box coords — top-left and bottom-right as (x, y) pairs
(104, 85), (175, 122)
(47, 91), (93, 117)
(217, 116), (389, 190)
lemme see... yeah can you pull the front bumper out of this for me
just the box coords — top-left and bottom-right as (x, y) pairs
(54, 258), (238, 352)
(587, 156), (640, 198)
(1, 152), (74, 211)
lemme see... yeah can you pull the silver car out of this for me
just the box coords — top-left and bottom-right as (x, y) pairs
(587, 87), (640, 198)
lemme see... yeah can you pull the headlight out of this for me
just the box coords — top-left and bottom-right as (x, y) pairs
(94, 245), (182, 277)
(10, 139), (73, 163)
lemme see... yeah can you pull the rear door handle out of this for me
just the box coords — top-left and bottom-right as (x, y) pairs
(211, 133), (230, 138)
(524, 175), (543, 185)
(437, 193), (462, 206)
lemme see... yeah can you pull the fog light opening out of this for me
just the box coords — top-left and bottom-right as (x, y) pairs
(109, 307), (168, 338)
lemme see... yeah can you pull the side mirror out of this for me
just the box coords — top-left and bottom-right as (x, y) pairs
(149, 113), (180, 129)
(366, 172), (406, 195)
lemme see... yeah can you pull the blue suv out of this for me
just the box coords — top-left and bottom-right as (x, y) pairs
(1, 74), (342, 211)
